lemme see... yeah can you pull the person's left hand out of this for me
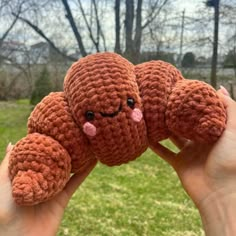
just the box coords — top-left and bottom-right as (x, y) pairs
(0, 143), (97, 236)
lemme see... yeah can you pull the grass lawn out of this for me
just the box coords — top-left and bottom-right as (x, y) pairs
(0, 101), (203, 236)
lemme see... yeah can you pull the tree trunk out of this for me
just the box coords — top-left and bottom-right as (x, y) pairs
(210, 0), (220, 88)
(134, 0), (142, 63)
(114, 0), (121, 54)
(124, 0), (135, 61)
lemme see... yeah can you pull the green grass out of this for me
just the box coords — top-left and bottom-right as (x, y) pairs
(0, 101), (203, 236)
(0, 101), (30, 158)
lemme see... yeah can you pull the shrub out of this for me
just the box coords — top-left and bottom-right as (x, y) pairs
(30, 67), (52, 105)
(182, 52), (196, 68)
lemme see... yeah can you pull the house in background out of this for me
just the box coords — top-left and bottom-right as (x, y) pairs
(0, 40), (79, 65)
(29, 42), (76, 64)
(30, 42), (49, 64)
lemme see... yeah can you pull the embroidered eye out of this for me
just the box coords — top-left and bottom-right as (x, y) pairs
(85, 111), (95, 121)
(127, 98), (135, 109)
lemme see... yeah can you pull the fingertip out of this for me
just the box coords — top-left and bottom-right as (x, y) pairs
(216, 87), (236, 131)
(1, 143), (14, 170)
(217, 87), (235, 108)
(0, 144), (13, 179)
(6, 143), (13, 154)
(219, 85), (230, 97)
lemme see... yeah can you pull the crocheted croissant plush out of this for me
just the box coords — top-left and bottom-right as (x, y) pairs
(9, 52), (226, 205)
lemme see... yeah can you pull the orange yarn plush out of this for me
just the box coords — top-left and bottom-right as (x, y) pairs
(9, 52), (227, 205)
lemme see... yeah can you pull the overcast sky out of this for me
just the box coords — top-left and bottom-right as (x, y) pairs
(175, 0), (203, 14)
(2, 0), (233, 58)
(175, 0), (204, 13)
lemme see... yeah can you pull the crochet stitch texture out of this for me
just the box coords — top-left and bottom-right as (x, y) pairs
(9, 52), (227, 205)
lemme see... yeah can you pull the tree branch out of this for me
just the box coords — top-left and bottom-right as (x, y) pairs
(62, 0), (87, 57)
(13, 13), (76, 61)
(0, 4), (22, 48)
(92, 0), (100, 51)
(77, 0), (99, 52)
(92, 0), (103, 51)
(100, 27), (107, 51)
(142, 0), (169, 30)
(0, 14), (18, 44)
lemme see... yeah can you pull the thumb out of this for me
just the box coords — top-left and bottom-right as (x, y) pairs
(63, 159), (97, 199)
(49, 159), (97, 210)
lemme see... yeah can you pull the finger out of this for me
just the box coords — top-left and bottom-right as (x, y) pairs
(149, 142), (176, 166)
(6, 142), (13, 153)
(0, 144), (16, 223)
(0, 143), (14, 180)
(217, 87), (236, 131)
(169, 134), (189, 150)
(218, 85), (230, 97)
(63, 159), (97, 198)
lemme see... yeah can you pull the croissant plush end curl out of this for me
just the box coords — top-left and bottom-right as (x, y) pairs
(9, 52), (227, 205)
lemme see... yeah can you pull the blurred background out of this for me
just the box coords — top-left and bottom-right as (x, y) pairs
(0, 0), (234, 235)
(0, 0), (235, 101)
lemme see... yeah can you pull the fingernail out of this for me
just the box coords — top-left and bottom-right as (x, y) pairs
(6, 142), (12, 153)
(220, 85), (230, 97)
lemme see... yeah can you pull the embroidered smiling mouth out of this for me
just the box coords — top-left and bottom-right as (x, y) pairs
(100, 103), (122, 118)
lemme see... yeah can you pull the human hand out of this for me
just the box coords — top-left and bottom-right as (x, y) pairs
(0, 144), (97, 236)
(151, 88), (236, 235)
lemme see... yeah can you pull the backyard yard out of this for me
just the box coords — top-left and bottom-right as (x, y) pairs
(0, 100), (203, 236)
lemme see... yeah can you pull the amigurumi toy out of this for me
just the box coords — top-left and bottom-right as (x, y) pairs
(9, 52), (226, 205)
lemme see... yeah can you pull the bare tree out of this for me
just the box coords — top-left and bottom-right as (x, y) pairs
(0, 0), (28, 99)
(13, 14), (77, 61)
(62, 0), (87, 56)
(0, 0), (24, 60)
(124, 0), (135, 60)
(114, 0), (121, 54)
(11, 0), (108, 59)
(77, 0), (106, 52)
(0, 13), (20, 49)
(134, 0), (142, 56)
(207, 0), (220, 88)
(117, 0), (170, 63)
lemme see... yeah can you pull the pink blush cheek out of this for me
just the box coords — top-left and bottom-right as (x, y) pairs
(83, 122), (97, 136)
(131, 108), (143, 122)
